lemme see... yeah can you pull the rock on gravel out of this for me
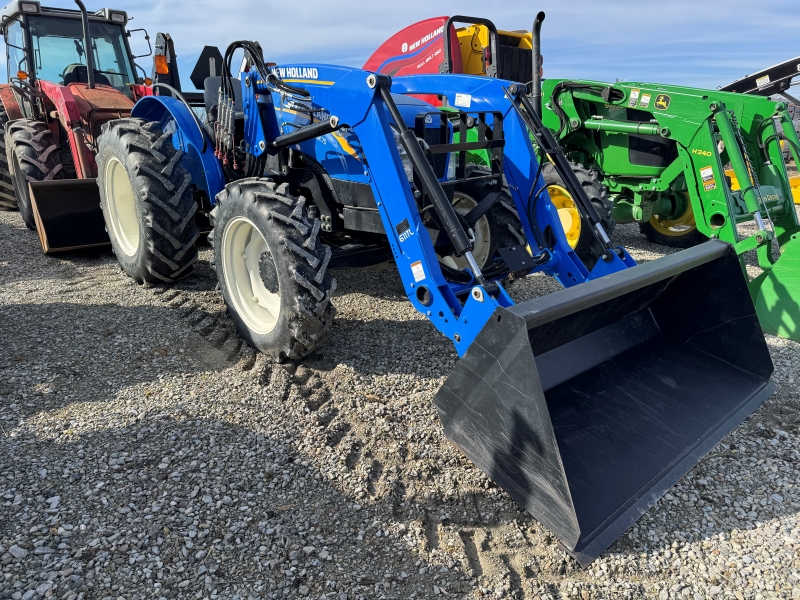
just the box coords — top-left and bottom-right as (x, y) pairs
(1, 208), (799, 600)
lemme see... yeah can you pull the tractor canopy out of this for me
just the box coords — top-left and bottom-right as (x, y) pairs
(1, 1), (137, 97)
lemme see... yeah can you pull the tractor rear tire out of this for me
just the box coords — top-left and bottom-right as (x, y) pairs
(542, 162), (615, 266)
(96, 118), (199, 284)
(434, 164), (528, 281)
(210, 178), (336, 361)
(6, 119), (64, 229)
(0, 105), (17, 210)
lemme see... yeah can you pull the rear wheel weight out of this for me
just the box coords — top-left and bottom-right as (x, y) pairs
(434, 164), (528, 282)
(96, 118), (199, 284)
(6, 119), (64, 229)
(211, 179), (336, 361)
(0, 105), (17, 210)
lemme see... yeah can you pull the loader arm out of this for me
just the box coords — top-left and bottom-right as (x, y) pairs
(262, 67), (636, 351)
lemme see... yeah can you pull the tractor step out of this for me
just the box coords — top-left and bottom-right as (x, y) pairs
(434, 240), (775, 565)
(30, 179), (109, 253)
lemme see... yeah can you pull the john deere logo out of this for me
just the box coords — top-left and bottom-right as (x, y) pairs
(654, 94), (671, 110)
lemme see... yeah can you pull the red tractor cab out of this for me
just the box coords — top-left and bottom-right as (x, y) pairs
(0, 0), (152, 251)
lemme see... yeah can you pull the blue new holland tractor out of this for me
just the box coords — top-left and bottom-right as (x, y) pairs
(94, 42), (775, 564)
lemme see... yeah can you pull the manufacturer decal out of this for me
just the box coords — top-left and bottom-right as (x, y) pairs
(274, 67), (319, 80)
(639, 93), (651, 108)
(396, 219), (414, 242)
(654, 94), (671, 110)
(454, 93), (472, 108)
(700, 165), (716, 191)
(691, 148), (713, 157)
(410, 261), (425, 282)
(756, 74), (771, 89)
(401, 26), (445, 53)
(628, 88), (640, 108)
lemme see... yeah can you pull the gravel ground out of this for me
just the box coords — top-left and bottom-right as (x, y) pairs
(1, 209), (799, 600)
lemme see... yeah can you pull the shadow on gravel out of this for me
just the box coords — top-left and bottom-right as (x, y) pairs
(4, 360), (796, 599)
(0, 302), (238, 423)
(0, 401), (520, 599)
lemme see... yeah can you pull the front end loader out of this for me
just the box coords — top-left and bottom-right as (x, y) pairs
(93, 44), (775, 564)
(0, 0), (170, 252)
(370, 13), (800, 343)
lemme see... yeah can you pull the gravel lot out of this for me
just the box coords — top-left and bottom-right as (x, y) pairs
(1, 208), (799, 600)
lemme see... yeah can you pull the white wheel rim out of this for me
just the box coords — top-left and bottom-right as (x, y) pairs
(436, 192), (492, 270)
(221, 216), (281, 335)
(104, 157), (140, 257)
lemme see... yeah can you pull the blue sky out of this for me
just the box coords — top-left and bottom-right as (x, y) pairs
(4, 0), (800, 91)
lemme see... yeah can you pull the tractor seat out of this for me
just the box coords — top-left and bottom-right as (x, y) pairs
(62, 64), (112, 87)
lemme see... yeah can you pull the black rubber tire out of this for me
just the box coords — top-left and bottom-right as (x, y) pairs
(96, 118), (199, 284)
(210, 178), (336, 362)
(541, 162), (615, 266)
(638, 215), (707, 249)
(6, 119), (64, 229)
(0, 105), (17, 210)
(433, 164), (528, 282)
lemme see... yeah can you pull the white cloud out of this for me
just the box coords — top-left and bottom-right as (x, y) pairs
(3, 0), (800, 90)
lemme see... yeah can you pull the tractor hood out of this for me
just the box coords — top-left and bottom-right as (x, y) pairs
(68, 82), (134, 143)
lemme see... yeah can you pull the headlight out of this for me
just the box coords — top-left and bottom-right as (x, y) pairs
(447, 152), (456, 181)
(106, 10), (127, 24)
(20, 2), (40, 13)
(391, 127), (414, 182)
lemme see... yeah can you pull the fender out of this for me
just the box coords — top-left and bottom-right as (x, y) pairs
(132, 95), (225, 204)
(0, 84), (23, 120)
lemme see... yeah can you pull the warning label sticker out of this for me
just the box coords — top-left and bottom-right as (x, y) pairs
(454, 93), (472, 108)
(640, 93), (651, 108)
(410, 261), (425, 282)
(756, 74), (771, 89)
(628, 89), (640, 108)
(700, 166), (716, 191)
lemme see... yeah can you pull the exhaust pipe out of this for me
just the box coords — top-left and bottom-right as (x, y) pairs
(74, 0), (95, 89)
(531, 11), (545, 117)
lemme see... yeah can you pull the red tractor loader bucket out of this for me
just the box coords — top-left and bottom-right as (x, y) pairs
(435, 240), (775, 565)
(29, 180), (109, 253)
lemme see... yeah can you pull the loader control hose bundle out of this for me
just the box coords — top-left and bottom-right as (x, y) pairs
(214, 40), (314, 181)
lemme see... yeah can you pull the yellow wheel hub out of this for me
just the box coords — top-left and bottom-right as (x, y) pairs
(548, 184), (581, 249)
(649, 198), (697, 237)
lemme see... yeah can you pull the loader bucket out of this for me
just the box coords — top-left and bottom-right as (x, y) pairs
(29, 179), (109, 253)
(751, 239), (800, 341)
(434, 240), (775, 565)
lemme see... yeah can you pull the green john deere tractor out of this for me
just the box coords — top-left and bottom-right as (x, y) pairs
(539, 80), (800, 341)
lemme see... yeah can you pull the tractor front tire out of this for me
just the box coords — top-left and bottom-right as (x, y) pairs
(6, 119), (64, 229)
(96, 118), (199, 284)
(542, 162), (615, 266)
(638, 198), (707, 248)
(210, 179), (336, 361)
(0, 105), (17, 210)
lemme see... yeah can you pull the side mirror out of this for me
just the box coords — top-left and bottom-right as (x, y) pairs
(127, 28), (152, 59)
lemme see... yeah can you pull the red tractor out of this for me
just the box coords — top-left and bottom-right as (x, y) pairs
(0, 0), (153, 251)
